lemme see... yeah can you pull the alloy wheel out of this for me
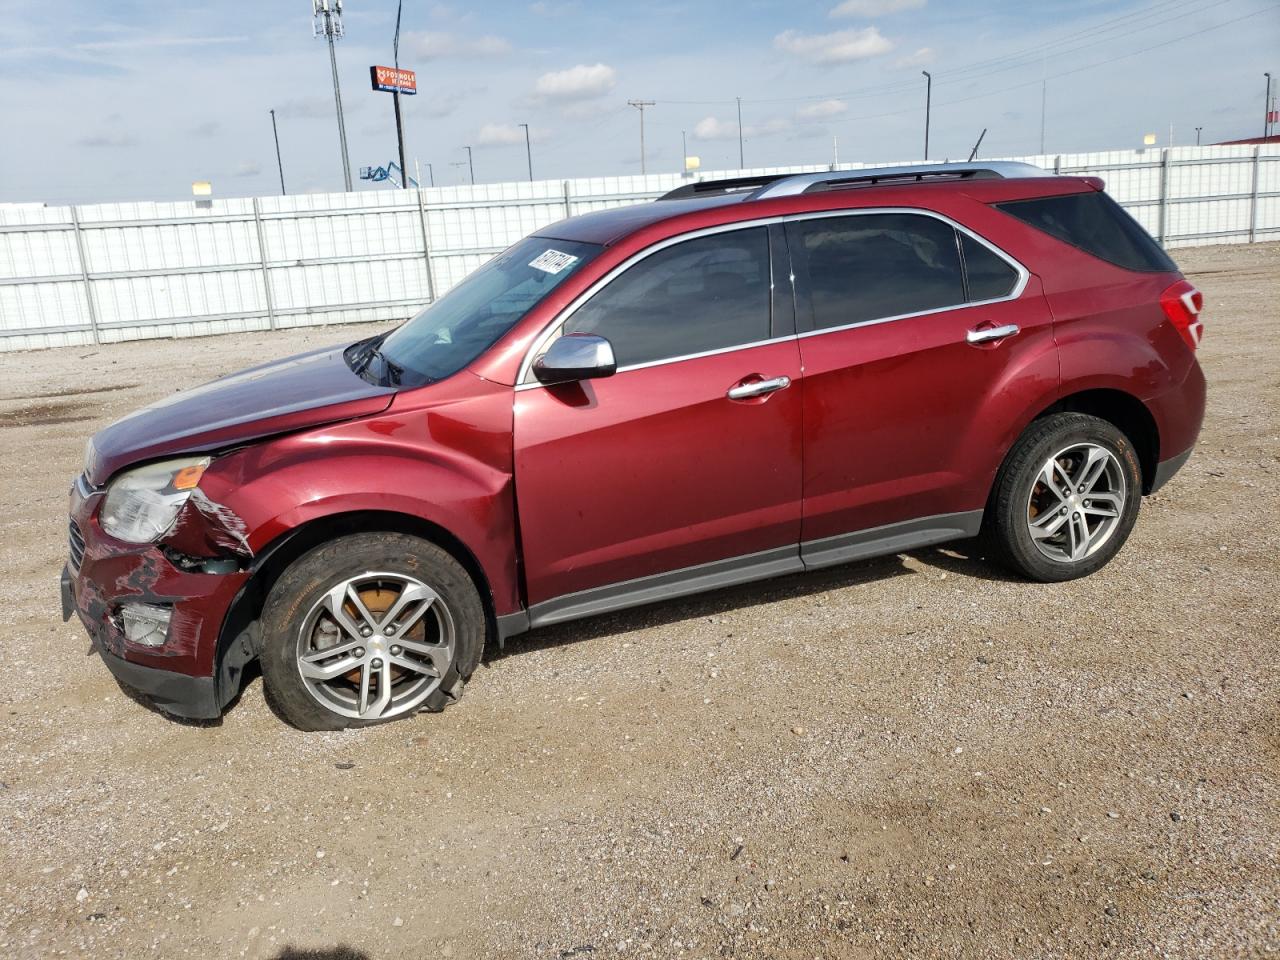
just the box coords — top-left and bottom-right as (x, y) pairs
(1026, 442), (1127, 563)
(295, 571), (455, 721)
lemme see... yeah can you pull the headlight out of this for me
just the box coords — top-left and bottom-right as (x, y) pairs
(100, 457), (210, 543)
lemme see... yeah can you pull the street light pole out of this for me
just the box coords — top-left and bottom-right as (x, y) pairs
(392, 0), (408, 190)
(269, 109), (287, 195)
(1267, 73), (1274, 138)
(922, 71), (932, 161)
(1195, 126), (1203, 146)
(464, 145), (475, 185)
(736, 96), (744, 168)
(519, 123), (533, 181)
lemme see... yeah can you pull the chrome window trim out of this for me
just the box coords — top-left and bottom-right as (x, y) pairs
(785, 208), (1029, 340)
(516, 217), (786, 388)
(514, 207), (1029, 389)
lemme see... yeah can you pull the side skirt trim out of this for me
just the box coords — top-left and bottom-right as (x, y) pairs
(527, 545), (802, 631)
(800, 510), (984, 571)
(501, 509), (986, 640)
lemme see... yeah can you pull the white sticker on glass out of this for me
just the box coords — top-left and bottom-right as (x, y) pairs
(529, 249), (579, 274)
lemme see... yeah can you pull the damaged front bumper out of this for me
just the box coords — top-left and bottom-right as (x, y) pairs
(62, 565), (219, 719)
(64, 477), (249, 720)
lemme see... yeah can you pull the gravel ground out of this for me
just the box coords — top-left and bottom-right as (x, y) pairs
(0, 242), (1277, 960)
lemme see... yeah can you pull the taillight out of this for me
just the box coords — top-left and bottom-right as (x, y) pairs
(1160, 279), (1204, 350)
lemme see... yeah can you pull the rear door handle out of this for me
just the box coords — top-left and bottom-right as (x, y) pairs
(966, 323), (1020, 345)
(727, 375), (791, 400)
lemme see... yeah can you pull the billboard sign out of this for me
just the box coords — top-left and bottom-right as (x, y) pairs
(370, 65), (417, 95)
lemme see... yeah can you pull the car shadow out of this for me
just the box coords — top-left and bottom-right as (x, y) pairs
(112, 538), (1019, 724)
(269, 947), (371, 960)
(485, 539), (1019, 663)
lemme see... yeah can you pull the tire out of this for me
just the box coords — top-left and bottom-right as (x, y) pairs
(986, 413), (1143, 582)
(259, 532), (485, 731)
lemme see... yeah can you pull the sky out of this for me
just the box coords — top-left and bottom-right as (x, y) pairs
(0, 0), (1276, 204)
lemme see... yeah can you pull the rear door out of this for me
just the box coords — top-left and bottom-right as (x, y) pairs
(787, 210), (1058, 564)
(513, 224), (804, 620)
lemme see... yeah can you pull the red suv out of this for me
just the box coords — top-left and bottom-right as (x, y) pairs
(62, 162), (1207, 729)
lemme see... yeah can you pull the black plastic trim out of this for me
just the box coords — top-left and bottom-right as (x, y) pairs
(511, 510), (986, 635)
(800, 510), (984, 570)
(1148, 447), (1193, 494)
(96, 644), (221, 720)
(528, 546), (803, 629)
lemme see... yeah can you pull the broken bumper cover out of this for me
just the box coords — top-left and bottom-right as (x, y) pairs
(63, 565), (221, 719)
(63, 563), (229, 720)
(64, 478), (249, 720)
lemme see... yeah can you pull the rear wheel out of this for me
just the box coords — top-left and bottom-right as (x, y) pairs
(986, 413), (1143, 582)
(260, 533), (485, 730)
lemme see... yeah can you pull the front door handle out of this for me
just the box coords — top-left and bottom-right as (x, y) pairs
(966, 323), (1020, 345)
(727, 375), (791, 400)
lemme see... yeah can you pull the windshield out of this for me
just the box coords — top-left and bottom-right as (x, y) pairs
(352, 236), (601, 387)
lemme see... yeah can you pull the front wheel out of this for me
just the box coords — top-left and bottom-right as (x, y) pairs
(986, 413), (1143, 582)
(259, 533), (485, 730)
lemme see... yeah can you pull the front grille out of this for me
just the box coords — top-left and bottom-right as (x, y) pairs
(68, 519), (86, 572)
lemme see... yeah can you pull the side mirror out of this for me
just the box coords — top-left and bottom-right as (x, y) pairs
(532, 334), (617, 385)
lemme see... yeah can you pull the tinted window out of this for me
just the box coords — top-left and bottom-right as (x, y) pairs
(996, 191), (1176, 273)
(961, 233), (1019, 301)
(373, 236), (599, 386)
(563, 228), (771, 367)
(794, 213), (965, 330)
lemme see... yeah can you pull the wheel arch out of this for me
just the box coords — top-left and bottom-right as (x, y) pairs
(1031, 388), (1161, 492)
(212, 509), (497, 710)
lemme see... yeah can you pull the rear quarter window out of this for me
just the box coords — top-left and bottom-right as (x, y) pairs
(995, 190), (1176, 273)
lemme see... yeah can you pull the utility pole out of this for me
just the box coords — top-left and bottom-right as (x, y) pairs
(736, 96), (744, 168)
(269, 109), (286, 195)
(313, 0), (352, 192)
(519, 123), (533, 181)
(464, 145), (474, 185)
(628, 100), (655, 175)
(922, 71), (932, 161)
(1039, 57), (1047, 155)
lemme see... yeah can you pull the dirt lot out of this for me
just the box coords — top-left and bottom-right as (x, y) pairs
(0, 242), (1277, 960)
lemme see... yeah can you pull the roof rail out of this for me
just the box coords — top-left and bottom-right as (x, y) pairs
(657, 174), (792, 201)
(748, 161), (1051, 200)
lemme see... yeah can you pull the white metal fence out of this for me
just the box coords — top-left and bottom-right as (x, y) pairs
(1, 144), (1276, 352)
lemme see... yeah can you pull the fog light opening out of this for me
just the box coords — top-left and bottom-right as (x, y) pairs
(120, 603), (173, 647)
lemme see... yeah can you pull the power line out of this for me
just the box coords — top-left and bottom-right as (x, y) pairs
(650, 0), (1242, 108)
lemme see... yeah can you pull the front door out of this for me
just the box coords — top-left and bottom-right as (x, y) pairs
(513, 224), (804, 621)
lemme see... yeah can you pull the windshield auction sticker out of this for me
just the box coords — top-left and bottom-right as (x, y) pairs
(529, 249), (580, 275)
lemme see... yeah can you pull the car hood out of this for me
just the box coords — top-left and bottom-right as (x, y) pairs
(86, 343), (395, 485)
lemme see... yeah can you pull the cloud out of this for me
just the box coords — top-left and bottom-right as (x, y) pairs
(534, 63), (617, 101)
(276, 96), (362, 121)
(404, 31), (512, 60)
(232, 161), (262, 178)
(530, 1), (578, 14)
(894, 46), (935, 68)
(798, 99), (848, 120)
(475, 123), (545, 147)
(1, 34), (246, 61)
(830, 0), (925, 17)
(188, 120), (222, 139)
(693, 115), (790, 141)
(415, 87), (487, 119)
(773, 27), (893, 65)
(76, 130), (137, 148)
